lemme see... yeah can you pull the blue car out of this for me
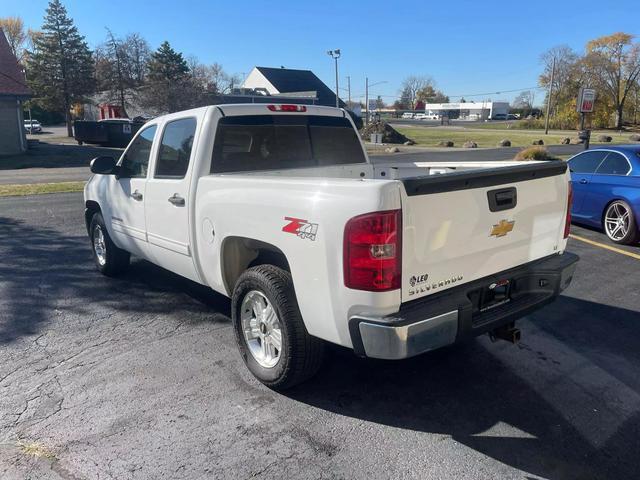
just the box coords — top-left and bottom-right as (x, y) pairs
(568, 145), (640, 245)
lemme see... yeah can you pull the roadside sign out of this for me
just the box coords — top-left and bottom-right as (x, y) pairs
(577, 88), (596, 113)
(368, 99), (377, 112)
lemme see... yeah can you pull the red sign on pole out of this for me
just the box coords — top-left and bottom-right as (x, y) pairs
(577, 88), (596, 113)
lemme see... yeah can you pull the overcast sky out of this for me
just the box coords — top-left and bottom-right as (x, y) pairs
(3, 0), (639, 104)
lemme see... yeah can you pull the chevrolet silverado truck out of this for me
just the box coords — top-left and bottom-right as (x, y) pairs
(84, 103), (578, 389)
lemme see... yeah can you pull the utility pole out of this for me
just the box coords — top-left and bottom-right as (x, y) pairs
(544, 56), (556, 135)
(327, 49), (341, 108)
(365, 77), (369, 126)
(347, 76), (351, 109)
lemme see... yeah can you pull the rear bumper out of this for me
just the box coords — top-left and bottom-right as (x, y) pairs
(349, 252), (579, 359)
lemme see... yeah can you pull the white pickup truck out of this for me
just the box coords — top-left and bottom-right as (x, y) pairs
(84, 103), (578, 389)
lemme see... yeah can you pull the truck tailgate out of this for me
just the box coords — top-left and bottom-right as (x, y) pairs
(400, 162), (569, 303)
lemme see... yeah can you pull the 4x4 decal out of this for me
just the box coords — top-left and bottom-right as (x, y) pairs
(282, 217), (318, 241)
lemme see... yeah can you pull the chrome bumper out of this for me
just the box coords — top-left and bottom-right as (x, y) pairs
(357, 311), (458, 360)
(349, 252), (579, 360)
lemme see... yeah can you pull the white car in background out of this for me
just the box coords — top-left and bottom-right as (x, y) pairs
(24, 119), (42, 133)
(401, 112), (414, 119)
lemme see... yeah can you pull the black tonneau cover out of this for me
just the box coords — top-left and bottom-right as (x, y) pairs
(401, 161), (568, 196)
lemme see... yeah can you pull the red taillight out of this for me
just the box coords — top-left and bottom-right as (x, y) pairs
(344, 210), (402, 291)
(564, 181), (573, 239)
(267, 104), (307, 112)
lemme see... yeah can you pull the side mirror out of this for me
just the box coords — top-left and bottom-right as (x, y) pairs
(90, 156), (117, 175)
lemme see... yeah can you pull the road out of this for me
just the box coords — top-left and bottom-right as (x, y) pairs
(0, 144), (586, 185)
(1, 193), (639, 479)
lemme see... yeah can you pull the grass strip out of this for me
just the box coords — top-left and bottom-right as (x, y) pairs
(0, 181), (85, 197)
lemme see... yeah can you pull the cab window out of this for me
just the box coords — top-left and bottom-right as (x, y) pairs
(155, 118), (197, 178)
(120, 125), (157, 178)
(595, 152), (631, 175)
(568, 151), (607, 174)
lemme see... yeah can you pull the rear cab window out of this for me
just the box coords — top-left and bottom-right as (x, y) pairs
(211, 115), (365, 173)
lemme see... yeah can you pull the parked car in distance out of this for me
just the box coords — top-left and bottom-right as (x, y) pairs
(413, 113), (427, 120)
(401, 112), (414, 119)
(568, 145), (640, 245)
(24, 119), (42, 133)
(507, 114), (518, 120)
(491, 114), (507, 121)
(84, 103), (577, 389)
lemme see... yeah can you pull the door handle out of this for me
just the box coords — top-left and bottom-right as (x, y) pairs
(168, 194), (185, 206)
(131, 190), (143, 201)
(579, 178), (588, 184)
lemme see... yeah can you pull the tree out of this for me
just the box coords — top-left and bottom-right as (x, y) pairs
(187, 56), (236, 94)
(0, 17), (27, 61)
(584, 32), (640, 128)
(141, 41), (199, 113)
(416, 84), (449, 104)
(26, 0), (94, 136)
(121, 33), (150, 85)
(375, 95), (385, 110)
(513, 90), (534, 111)
(399, 75), (434, 110)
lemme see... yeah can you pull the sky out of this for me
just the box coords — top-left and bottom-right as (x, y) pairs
(2, 0), (638, 105)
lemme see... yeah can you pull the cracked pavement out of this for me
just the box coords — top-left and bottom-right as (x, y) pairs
(0, 192), (639, 479)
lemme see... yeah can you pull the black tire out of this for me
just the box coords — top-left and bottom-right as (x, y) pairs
(603, 200), (639, 245)
(231, 265), (324, 390)
(89, 212), (130, 276)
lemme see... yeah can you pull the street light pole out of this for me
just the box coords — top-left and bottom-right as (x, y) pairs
(347, 75), (351, 109)
(327, 49), (341, 108)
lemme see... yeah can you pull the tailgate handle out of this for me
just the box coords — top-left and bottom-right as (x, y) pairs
(487, 187), (517, 212)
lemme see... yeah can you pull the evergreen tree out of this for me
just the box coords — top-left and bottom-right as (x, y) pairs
(26, 0), (94, 136)
(142, 41), (200, 113)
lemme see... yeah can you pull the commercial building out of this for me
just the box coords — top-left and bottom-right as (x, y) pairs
(424, 101), (509, 120)
(0, 28), (31, 155)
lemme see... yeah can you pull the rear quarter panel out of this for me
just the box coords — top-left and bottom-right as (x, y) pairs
(194, 175), (402, 347)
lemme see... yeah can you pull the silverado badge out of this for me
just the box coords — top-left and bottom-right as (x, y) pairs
(490, 219), (515, 238)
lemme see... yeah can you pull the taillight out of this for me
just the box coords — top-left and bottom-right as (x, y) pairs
(564, 181), (573, 239)
(267, 104), (307, 112)
(344, 210), (402, 291)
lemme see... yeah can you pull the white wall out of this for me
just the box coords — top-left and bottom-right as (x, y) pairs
(241, 68), (279, 94)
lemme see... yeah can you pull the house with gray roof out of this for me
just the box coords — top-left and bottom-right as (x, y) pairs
(0, 28), (31, 156)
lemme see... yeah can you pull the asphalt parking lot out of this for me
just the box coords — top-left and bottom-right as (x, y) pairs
(1, 193), (639, 480)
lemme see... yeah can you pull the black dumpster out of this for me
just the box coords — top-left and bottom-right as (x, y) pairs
(74, 119), (145, 147)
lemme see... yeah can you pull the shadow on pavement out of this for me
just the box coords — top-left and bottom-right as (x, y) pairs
(0, 216), (229, 344)
(285, 297), (640, 480)
(1, 215), (638, 479)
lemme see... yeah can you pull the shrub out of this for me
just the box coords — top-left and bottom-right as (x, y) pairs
(630, 133), (640, 142)
(498, 139), (511, 147)
(438, 140), (454, 147)
(532, 139), (544, 145)
(463, 141), (478, 148)
(597, 135), (612, 142)
(514, 146), (558, 161)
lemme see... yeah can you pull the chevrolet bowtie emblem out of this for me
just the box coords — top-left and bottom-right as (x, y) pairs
(490, 219), (515, 237)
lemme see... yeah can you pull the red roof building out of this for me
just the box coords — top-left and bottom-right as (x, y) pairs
(0, 27), (31, 156)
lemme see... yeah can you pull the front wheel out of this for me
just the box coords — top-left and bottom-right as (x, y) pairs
(603, 200), (639, 245)
(231, 265), (324, 390)
(89, 212), (130, 276)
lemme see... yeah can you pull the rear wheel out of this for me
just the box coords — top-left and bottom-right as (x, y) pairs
(89, 212), (130, 276)
(231, 265), (324, 390)
(603, 200), (639, 245)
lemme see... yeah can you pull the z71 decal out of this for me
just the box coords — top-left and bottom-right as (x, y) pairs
(282, 217), (318, 241)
